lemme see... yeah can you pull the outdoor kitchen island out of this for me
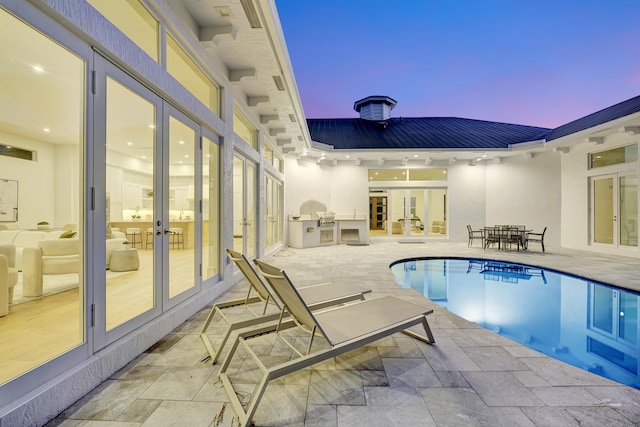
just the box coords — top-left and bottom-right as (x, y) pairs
(288, 213), (368, 248)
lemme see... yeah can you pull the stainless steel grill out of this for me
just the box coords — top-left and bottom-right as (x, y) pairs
(315, 211), (336, 227)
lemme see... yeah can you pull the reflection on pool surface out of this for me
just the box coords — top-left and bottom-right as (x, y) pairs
(391, 258), (640, 390)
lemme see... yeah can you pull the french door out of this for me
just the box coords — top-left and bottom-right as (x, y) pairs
(233, 154), (257, 258)
(384, 188), (447, 237)
(591, 173), (638, 248)
(95, 56), (200, 349)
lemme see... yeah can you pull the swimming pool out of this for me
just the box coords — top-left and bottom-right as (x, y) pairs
(391, 258), (640, 390)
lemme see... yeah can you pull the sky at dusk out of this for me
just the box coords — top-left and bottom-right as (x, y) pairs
(275, 0), (640, 128)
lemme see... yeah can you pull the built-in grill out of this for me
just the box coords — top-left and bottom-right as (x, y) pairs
(315, 211), (336, 227)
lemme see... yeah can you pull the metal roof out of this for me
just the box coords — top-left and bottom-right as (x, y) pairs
(547, 94), (640, 141)
(307, 117), (551, 150)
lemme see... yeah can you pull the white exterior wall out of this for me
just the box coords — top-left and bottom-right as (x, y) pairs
(485, 151), (562, 248)
(447, 162), (487, 242)
(560, 132), (640, 257)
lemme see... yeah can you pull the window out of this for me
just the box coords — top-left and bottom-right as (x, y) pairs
(264, 144), (283, 172)
(590, 144), (638, 169)
(87, 0), (159, 62)
(233, 108), (257, 149)
(166, 35), (220, 116)
(0, 144), (35, 161)
(369, 168), (448, 182)
(0, 7), (86, 384)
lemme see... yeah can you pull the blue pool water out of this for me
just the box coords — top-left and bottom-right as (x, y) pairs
(391, 258), (640, 389)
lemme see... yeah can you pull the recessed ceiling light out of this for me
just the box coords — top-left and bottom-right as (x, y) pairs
(179, 140), (185, 145)
(413, 154), (419, 158)
(33, 65), (44, 73)
(148, 124), (155, 129)
(346, 155), (350, 158)
(184, 154), (189, 158)
(127, 142), (133, 146)
(142, 155), (146, 159)
(43, 128), (50, 133)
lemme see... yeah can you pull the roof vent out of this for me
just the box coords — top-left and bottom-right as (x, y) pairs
(354, 95), (397, 121)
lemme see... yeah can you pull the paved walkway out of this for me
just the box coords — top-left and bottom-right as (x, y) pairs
(47, 242), (640, 426)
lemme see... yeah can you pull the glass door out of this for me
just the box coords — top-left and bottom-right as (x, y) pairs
(95, 55), (162, 348)
(264, 175), (282, 250)
(620, 174), (638, 247)
(592, 175), (615, 245)
(386, 189), (446, 237)
(233, 154), (256, 258)
(165, 109), (198, 302)
(591, 173), (637, 248)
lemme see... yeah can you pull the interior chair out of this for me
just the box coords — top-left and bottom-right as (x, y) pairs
(199, 248), (371, 364)
(23, 239), (80, 297)
(125, 228), (142, 248)
(144, 227), (154, 249)
(169, 227), (184, 249)
(0, 244), (18, 317)
(466, 225), (484, 247)
(217, 259), (435, 427)
(391, 221), (404, 235)
(525, 226), (547, 252)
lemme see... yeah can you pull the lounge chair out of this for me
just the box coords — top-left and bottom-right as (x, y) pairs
(199, 248), (371, 364)
(217, 259), (435, 427)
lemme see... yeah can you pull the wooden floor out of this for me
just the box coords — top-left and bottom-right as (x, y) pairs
(0, 247), (195, 385)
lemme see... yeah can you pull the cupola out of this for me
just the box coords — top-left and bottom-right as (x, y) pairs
(353, 95), (397, 121)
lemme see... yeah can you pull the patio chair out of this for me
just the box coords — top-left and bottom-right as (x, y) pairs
(525, 226), (547, 252)
(483, 226), (501, 249)
(199, 248), (371, 364)
(217, 259), (435, 427)
(466, 225), (484, 247)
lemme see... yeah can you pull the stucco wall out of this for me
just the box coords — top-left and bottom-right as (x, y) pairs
(485, 151), (562, 248)
(560, 132), (640, 257)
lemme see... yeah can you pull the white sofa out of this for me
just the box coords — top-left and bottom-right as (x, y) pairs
(23, 238), (80, 297)
(0, 229), (49, 271)
(0, 244), (18, 317)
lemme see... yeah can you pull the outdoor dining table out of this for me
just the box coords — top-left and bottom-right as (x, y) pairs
(483, 226), (531, 251)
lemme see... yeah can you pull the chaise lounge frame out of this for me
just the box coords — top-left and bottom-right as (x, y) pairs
(217, 259), (435, 427)
(199, 248), (370, 364)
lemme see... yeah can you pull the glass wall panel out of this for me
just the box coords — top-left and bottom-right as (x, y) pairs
(620, 175), (638, 247)
(166, 35), (220, 116)
(590, 144), (638, 169)
(168, 116), (196, 298)
(202, 136), (219, 279)
(427, 188), (447, 236)
(369, 169), (448, 182)
(593, 177), (614, 244)
(246, 163), (256, 258)
(0, 8), (85, 384)
(264, 175), (282, 248)
(105, 77), (156, 329)
(369, 169), (407, 181)
(409, 169), (448, 181)
(87, 0), (159, 62)
(233, 109), (257, 149)
(233, 156), (244, 253)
